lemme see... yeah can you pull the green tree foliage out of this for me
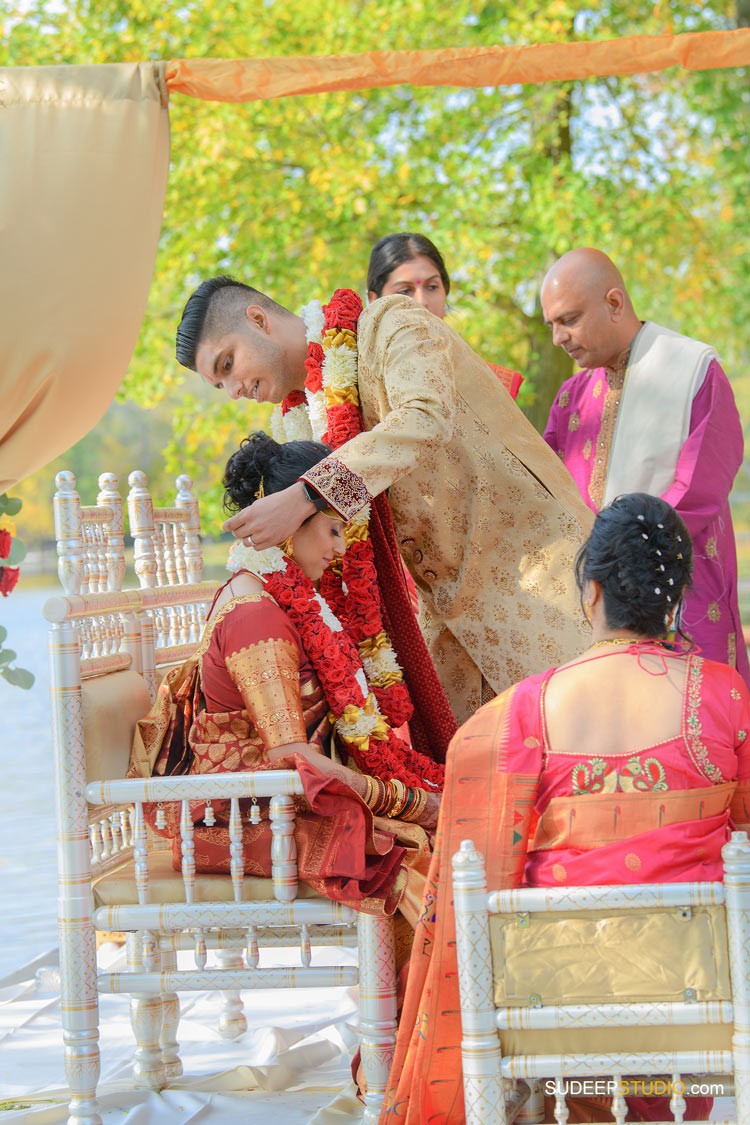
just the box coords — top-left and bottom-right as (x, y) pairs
(4, 0), (748, 519)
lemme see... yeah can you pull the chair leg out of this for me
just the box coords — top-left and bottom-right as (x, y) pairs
(51, 620), (102, 1125)
(216, 947), (248, 1039)
(516, 1081), (545, 1123)
(59, 911), (102, 1125)
(723, 831), (750, 1124)
(357, 912), (397, 1124)
(453, 842), (507, 1125)
(127, 931), (165, 1089)
(159, 948), (182, 1080)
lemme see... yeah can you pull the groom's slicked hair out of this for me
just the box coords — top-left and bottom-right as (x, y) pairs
(176, 275), (290, 371)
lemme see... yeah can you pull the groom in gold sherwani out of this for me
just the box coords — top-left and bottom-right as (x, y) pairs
(176, 278), (592, 723)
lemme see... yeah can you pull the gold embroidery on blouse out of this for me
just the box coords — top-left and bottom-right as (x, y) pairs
(571, 755), (667, 795)
(558, 390), (570, 409)
(729, 632), (737, 669)
(583, 439), (592, 460)
(572, 758), (617, 795)
(706, 536), (717, 558)
(568, 411), (580, 432)
(619, 755), (668, 792)
(685, 657), (724, 783)
(708, 601), (721, 622)
(624, 853), (642, 872)
(592, 378), (603, 398)
(731, 688), (742, 701)
(225, 637), (306, 749)
(302, 456), (370, 521)
(196, 594), (274, 660)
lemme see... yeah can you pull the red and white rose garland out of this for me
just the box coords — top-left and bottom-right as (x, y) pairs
(230, 289), (444, 791)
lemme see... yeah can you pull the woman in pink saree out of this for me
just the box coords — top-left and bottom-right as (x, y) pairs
(383, 492), (750, 1123)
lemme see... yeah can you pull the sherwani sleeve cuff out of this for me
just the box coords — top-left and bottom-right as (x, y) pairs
(301, 456), (371, 521)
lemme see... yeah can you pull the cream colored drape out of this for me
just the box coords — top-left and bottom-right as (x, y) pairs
(0, 63), (169, 492)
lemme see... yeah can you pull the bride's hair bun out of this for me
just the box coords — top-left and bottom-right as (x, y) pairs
(223, 432), (332, 513)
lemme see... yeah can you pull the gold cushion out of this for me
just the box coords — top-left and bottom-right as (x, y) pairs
(490, 906), (732, 1056)
(93, 847), (325, 907)
(82, 669), (152, 783)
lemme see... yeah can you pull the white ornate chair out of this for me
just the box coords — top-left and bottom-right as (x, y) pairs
(452, 835), (750, 1124)
(44, 469), (397, 1125)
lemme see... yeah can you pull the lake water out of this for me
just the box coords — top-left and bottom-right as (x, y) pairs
(0, 586), (60, 978)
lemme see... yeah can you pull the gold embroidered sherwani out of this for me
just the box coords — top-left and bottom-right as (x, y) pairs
(302, 295), (592, 722)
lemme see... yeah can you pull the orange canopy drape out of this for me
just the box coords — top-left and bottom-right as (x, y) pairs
(165, 28), (750, 103)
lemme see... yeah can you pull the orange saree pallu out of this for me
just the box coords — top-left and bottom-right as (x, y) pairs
(129, 591), (420, 915)
(382, 655), (750, 1123)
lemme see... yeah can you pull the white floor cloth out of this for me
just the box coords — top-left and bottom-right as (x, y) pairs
(0, 943), (737, 1122)
(0, 943), (364, 1122)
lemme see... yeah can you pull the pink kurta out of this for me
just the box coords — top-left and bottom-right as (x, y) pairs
(544, 358), (749, 686)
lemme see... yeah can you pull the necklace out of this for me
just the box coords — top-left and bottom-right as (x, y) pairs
(589, 637), (641, 649)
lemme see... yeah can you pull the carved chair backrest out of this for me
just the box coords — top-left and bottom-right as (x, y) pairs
(53, 470), (128, 662)
(127, 470), (210, 697)
(47, 469), (218, 875)
(452, 836), (750, 1125)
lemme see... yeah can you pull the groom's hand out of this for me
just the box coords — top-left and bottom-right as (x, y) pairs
(223, 482), (316, 549)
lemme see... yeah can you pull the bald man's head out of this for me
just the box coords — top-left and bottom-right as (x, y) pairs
(541, 248), (642, 371)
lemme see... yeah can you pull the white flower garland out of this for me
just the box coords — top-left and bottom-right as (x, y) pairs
(361, 645), (403, 686)
(299, 299), (325, 344)
(302, 300), (329, 441)
(227, 541), (286, 577)
(321, 345), (358, 392)
(268, 300), (326, 445)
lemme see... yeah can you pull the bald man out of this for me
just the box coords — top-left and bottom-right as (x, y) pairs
(542, 247), (749, 684)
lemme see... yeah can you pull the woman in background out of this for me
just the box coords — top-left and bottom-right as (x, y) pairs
(367, 231), (523, 399)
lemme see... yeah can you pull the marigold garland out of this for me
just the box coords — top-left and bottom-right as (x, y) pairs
(229, 288), (444, 790)
(226, 549), (442, 789)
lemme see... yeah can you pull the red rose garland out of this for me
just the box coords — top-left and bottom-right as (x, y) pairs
(258, 564), (443, 788)
(274, 288), (444, 790)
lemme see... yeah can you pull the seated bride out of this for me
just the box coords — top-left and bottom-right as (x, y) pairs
(128, 432), (441, 919)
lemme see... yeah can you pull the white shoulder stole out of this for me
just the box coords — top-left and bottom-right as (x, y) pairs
(602, 321), (717, 506)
